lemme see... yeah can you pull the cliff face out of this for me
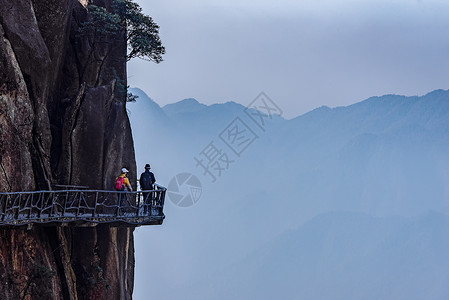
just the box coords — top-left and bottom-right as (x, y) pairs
(0, 0), (136, 299)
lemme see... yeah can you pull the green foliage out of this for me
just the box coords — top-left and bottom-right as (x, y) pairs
(79, 5), (122, 37)
(126, 88), (139, 102)
(112, 0), (165, 62)
(79, 0), (165, 63)
(112, 68), (139, 102)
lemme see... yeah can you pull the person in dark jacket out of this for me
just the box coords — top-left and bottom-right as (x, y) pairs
(140, 164), (156, 214)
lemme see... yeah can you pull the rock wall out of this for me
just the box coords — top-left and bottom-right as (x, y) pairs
(0, 0), (137, 299)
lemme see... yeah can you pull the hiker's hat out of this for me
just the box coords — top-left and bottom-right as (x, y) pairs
(121, 167), (129, 173)
(145, 164), (151, 169)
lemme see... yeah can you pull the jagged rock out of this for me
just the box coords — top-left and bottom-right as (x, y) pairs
(0, 24), (35, 192)
(0, 0), (53, 190)
(0, 0), (137, 299)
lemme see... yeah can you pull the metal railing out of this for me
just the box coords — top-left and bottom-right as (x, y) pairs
(0, 184), (166, 227)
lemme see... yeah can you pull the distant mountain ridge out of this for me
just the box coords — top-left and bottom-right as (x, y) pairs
(163, 98), (207, 117)
(129, 88), (449, 300)
(132, 87), (449, 124)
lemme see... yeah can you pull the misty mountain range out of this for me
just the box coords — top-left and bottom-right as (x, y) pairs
(128, 88), (449, 300)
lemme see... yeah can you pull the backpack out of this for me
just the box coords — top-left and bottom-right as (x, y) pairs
(140, 172), (153, 190)
(115, 176), (125, 191)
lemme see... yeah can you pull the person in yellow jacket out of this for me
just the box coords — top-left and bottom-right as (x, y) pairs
(116, 168), (133, 214)
(116, 168), (133, 191)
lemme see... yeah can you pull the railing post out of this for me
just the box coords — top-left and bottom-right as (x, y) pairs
(75, 192), (81, 217)
(49, 192), (55, 218)
(37, 192), (42, 219)
(150, 190), (156, 216)
(116, 191), (121, 217)
(153, 188), (159, 216)
(63, 191), (68, 217)
(160, 190), (166, 216)
(136, 191), (140, 217)
(93, 191), (98, 217)
(27, 194), (32, 219)
(14, 194), (20, 220)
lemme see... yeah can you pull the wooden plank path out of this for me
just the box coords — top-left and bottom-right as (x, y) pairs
(0, 185), (166, 227)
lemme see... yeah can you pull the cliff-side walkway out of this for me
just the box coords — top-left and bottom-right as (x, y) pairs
(0, 185), (166, 227)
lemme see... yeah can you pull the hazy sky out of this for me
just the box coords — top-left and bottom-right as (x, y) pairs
(128, 0), (449, 118)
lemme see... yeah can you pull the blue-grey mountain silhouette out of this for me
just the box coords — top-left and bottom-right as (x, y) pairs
(129, 89), (449, 300)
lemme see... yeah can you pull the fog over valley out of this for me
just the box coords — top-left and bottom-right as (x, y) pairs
(129, 88), (449, 300)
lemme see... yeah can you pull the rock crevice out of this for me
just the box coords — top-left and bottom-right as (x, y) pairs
(0, 0), (136, 299)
